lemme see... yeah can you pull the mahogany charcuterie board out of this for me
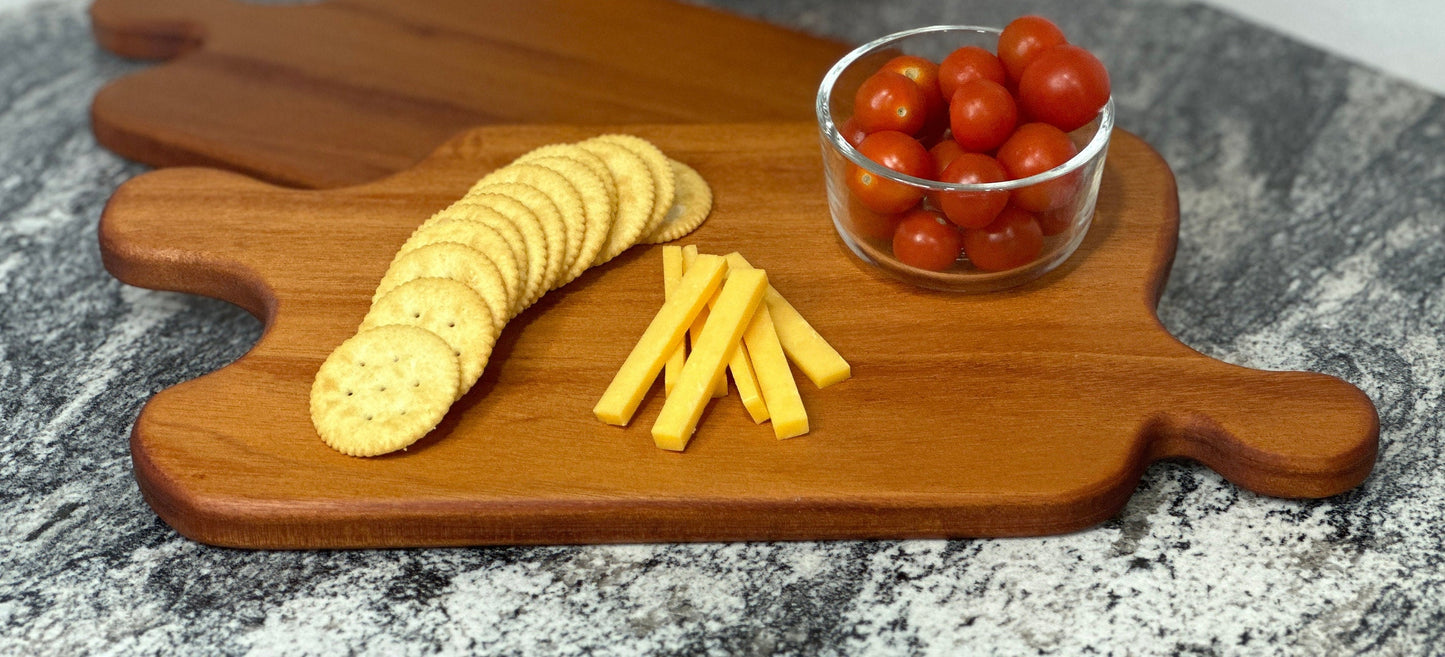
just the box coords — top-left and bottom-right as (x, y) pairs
(88, 0), (850, 188)
(99, 123), (1378, 549)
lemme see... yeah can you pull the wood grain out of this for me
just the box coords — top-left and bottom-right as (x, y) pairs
(88, 0), (850, 188)
(98, 123), (1379, 548)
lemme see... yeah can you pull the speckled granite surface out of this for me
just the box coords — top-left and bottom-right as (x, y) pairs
(2, 0), (1442, 654)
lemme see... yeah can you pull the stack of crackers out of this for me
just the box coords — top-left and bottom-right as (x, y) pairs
(310, 135), (712, 456)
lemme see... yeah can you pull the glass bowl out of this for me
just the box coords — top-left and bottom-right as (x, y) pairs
(816, 25), (1114, 292)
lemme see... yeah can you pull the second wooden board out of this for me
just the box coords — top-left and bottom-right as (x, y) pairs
(89, 0), (850, 188)
(99, 123), (1378, 548)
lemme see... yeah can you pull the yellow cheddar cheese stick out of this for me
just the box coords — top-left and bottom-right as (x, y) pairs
(594, 254), (726, 426)
(661, 246), (686, 396)
(653, 268), (768, 451)
(723, 253), (851, 388)
(686, 249), (767, 422)
(682, 245), (730, 399)
(726, 341), (769, 424)
(741, 301), (807, 439)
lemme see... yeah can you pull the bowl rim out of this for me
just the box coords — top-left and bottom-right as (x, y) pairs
(816, 24), (1114, 193)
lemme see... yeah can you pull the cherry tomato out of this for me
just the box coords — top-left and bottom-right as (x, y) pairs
(880, 55), (949, 143)
(1018, 45), (1110, 133)
(881, 56), (944, 114)
(854, 70), (928, 135)
(938, 46), (1007, 104)
(846, 193), (905, 242)
(917, 107), (951, 147)
(998, 15), (1067, 83)
(962, 206), (1044, 271)
(929, 139), (965, 176)
(839, 116), (868, 148)
(995, 122), (1080, 212)
(1036, 206), (1074, 236)
(893, 208), (964, 271)
(847, 130), (933, 214)
(935, 153), (1010, 229)
(948, 79), (1018, 153)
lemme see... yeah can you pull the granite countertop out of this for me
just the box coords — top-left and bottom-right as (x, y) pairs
(3, 0), (1443, 654)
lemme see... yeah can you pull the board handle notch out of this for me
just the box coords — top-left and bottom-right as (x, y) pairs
(1136, 367), (1379, 499)
(98, 167), (281, 322)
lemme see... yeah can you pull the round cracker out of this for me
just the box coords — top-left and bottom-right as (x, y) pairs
(361, 278), (498, 398)
(590, 134), (674, 237)
(395, 216), (523, 312)
(374, 242), (512, 329)
(472, 164), (585, 282)
(468, 182), (567, 295)
(310, 325), (459, 457)
(465, 190), (555, 310)
(425, 204), (531, 314)
(578, 140), (656, 265)
(459, 210), (528, 309)
(518, 144), (618, 216)
(643, 159), (713, 243)
(518, 155), (614, 284)
(427, 203), (528, 276)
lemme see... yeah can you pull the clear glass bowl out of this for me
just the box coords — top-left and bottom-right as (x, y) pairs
(816, 25), (1114, 292)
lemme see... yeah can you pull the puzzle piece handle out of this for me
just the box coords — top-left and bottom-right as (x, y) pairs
(1141, 362), (1378, 498)
(99, 167), (282, 319)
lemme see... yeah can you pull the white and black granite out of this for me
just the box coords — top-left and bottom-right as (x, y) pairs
(2, 0), (1443, 654)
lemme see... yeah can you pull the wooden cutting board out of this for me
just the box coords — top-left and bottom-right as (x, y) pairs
(99, 123), (1378, 548)
(88, 0), (850, 188)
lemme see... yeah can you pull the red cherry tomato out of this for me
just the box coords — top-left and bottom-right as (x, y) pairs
(935, 153), (1010, 229)
(929, 139), (965, 176)
(995, 122), (1080, 212)
(881, 56), (944, 115)
(839, 117), (868, 148)
(998, 15), (1067, 83)
(893, 208), (964, 271)
(948, 79), (1018, 153)
(1036, 206), (1074, 236)
(880, 56), (949, 143)
(847, 130), (934, 214)
(854, 70), (928, 135)
(962, 206), (1044, 271)
(1018, 45), (1110, 132)
(845, 193), (905, 242)
(938, 46), (1006, 103)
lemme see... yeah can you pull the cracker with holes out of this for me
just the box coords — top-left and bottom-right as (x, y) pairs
(428, 201), (530, 282)
(374, 242), (513, 329)
(361, 277), (497, 397)
(310, 325), (460, 457)
(394, 217), (523, 312)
